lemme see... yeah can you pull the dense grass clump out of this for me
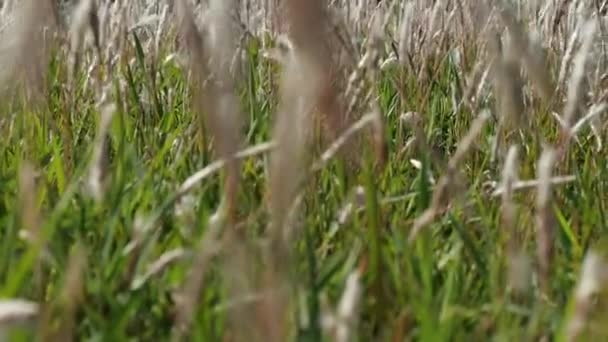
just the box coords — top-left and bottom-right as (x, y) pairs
(1, 0), (608, 340)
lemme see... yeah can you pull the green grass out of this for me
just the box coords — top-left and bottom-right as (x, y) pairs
(0, 25), (607, 341)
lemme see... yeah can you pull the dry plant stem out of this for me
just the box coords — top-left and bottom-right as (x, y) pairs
(179, 142), (275, 198)
(269, 0), (330, 248)
(559, 21), (596, 155)
(0, 0), (58, 102)
(499, 146), (532, 297)
(176, 0), (245, 224)
(501, 145), (519, 251)
(0, 300), (38, 326)
(125, 141), (274, 280)
(400, 112), (447, 171)
(172, 0), (257, 327)
(39, 244), (87, 342)
(491, 175), (576, 197)
(283, 110), (390, 246)
(69, 0), (100, 89)
(171, 221), (223, 342)
(323, 270), (363, 342)
(489, 33), (525, 162)
(130, 248), (192, 291)
(535, 148), (557, 295)
(18, 162), (41, 246)
(219, 230), (262, 342)
(87, 104), (115, 202)
(496, 5), (554, 102)
(566, 250), (608, 340)
(312, 113), (375, 172)
(17, 162), (46, 296)
(409, 111), (490, 243)
(203, 0), (244, 222)
(174, 0), (209, 153)
(264, 1), (340, 340)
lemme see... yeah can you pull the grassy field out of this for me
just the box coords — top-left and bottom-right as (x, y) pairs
(1, 0), (608, 340)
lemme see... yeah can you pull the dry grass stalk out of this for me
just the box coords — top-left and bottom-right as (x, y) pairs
(312, 113), (375, 172)
(557, 27), (580, 91)
(491, 175), (576, 197)
(490, 33), (526, 160)
(40, 244), (87, 342)
(500, 145), (532, 296)
(171, 220), (223, 342)
(566, 249), (608, 340)
(68, 0), (101, 94)
(322, 270), (363, 342)
(172, 1), (247, 336)
(0, 0), (58, 103)
(174, 0), (210, 149)
(508, 251), (532, 297)
(131, 248), (192, 291)
(367, 11), (389, 168)
(496, 5), (555, 103)
(269, 0), (331, 245)
(87, 103), (115, 202)
(17, 160), (51, 295)
(572, 101), (608, 135)
(562, 21), (596, 132)
(176, 0), (244, 223)
(203, 0), (244, 222)
(343, 5), (392, 131)
(397, 2), (415, 67)
(178, 141), (275, 198)
(122, 214), (150, 288)
(260, 1), (344, 340)
(399, 112), (446, 170)
(501, 145), (519, 246)
(535, 147), (557, 294)
(18, 162), (41, 245)
(409, 110), (490, 243)
(0, 299), (38, 326)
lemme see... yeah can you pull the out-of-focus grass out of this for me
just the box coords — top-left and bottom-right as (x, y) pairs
(0, 1), (607, 341)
